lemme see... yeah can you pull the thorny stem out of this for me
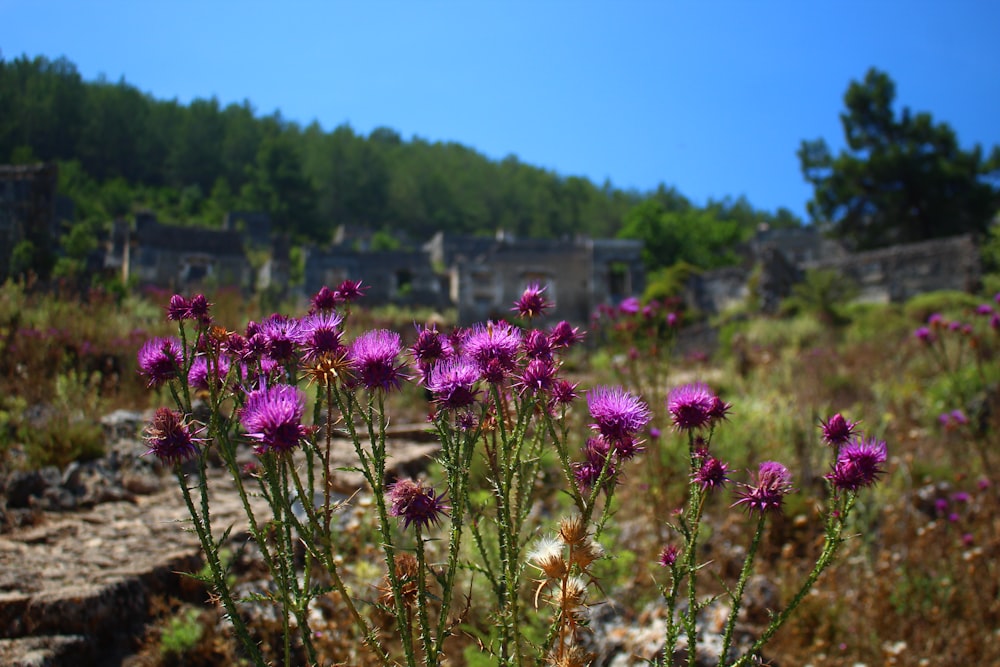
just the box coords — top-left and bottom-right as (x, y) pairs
(718, 514), (767, 666)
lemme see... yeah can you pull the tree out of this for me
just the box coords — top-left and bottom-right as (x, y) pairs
(799, 68), (1000, 250)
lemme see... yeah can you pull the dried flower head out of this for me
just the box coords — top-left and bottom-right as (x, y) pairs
(569, 537), (605, 570)
(529, 536), (568, 580)
(558, 515), (590, 547)
(387, 478), (449, 530)
(377, 553), (421, 609)
(144, 407), (199, 464)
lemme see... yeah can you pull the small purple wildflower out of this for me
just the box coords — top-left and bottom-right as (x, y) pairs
(144, 407), (199, 464)
(586, 386), (652, 445)
(826, 437), (887, 491)
(820, 413), (859, 447)
(387, 478), (449, 530)
(411, 325), (451, 368)
(574, 437), (617, 493)
(349, 329), (407, 392)
(187, 294), (211, 323)
(549, 320), (584, 348)
(693, 456), (730, 491)
(188, 354), (231, 392)
(658, 544), (680, 567)
(913, 327), (934, 343)
(300, 311), (344, 362)
(518, 357), (557, 395)
(512, 283), (552, 319)
(167, 295), (190, 321)
(311, 285), (341, 312)
(618, 297), (640, 315)
(137, 337), (183, 388)
(336, 279), (367, 302)
(550, 379), (579, 405)
(241, 383), (310, 454)
(464, 322), (522, 383)
(522, 329), (553, 360)
(426, 356), (480, 409)
(666, 383), (717, 431)
(976, 304), (994, 316)
(733, 461), (794, 515)
(260, 314), (303, 363)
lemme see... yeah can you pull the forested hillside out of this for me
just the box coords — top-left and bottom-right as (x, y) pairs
(1, 53), (801, 279)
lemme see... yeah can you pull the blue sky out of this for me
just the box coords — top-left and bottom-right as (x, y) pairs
(3, 1), (1000, 220)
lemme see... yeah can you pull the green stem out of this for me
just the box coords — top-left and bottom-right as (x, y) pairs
(718, 514), (767, 666)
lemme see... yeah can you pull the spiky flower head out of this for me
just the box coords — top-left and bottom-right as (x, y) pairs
(733, 461), (794, 515)
(240, 383), (310, 454)
(137, 337), (183, 388)
(167, 294), (190, 321)
(586, 386), (652, 445)
(187, 294), (211, 324)
(549, 320), (584, 348)
(464, 321), (522, 383)
(913, 327), (935, 343)
(512, 283), (552, 319)
(336, 279), (367, 302)
(618, 297), (640, 315)
(827, 437), (887, 491)
(144, 407), (200, 464)
(550, 379), (579, 406)
(820, 413), (859, 447)
(411, 324), (451, 368)
(259, 314), (303, 363)
(387, 478), (449, 530)
(666, 382), (717, 431)
(310, 285), (340, 313)
(426, 356), (481, 409)
(658, 544), (680, 567)
(693, 455), (730, 491)
(187, 354), (231, 392)
(348, 329), (407, 392)
(299, 311), (344, 362)
(573, 437), (617, 493)
(518, 357), (558, 396)
(522, 328), (554, 360)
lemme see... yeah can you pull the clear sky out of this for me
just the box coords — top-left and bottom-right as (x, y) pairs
(3, 1), (999, 220)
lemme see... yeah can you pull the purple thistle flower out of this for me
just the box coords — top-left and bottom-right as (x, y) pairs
(693, 456), (730, 491)
(426, 356), (481, 409)
(976, 304), (994, 316)
(188, 354), (231, 392)
(733, 461), (794, 515)
(167, 294), (190, 321)
(913, 327), (934, 343)
(240, 383), (310, 454)
(667, 383), (717, 431)
(658, 544), (680, 567)
(518, 357), (557, 395)
(549, 320), (584, 348)
(144, 407), (200, 464)
(464, 321), (522, 383)
(820, 413), (859, 447)
(522, 329), (553, 360)
(349, 329), (407, 392)
(411, 325), (452, 367)
(666, 312), (680, 328)
(574, 437), (617, 493)
(827, 437), (887, 491)
(260, 314), (303, 363)
(137, 337), (183, 388)
(187, 294), (211, 323)
(618, 297), (640, 315)
(586, 386), (652, 445)
(512, 283), (552, 319)
(311, 285), (341, 312)
(611, 434), (644, 461)
(387, 478), (449, 530)
(550, 379), (579, 406)
(336, 279), (367, 302)
(300, 311), (344, 362)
